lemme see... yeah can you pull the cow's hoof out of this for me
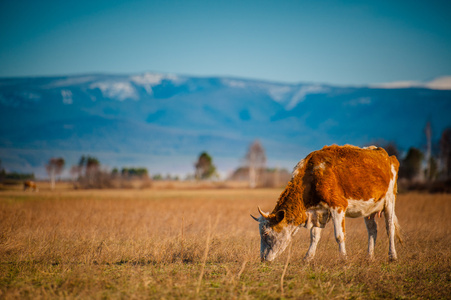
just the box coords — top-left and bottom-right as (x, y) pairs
(388, 256), (398, 262)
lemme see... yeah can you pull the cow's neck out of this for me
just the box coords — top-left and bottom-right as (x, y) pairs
(272, 176), (307, 226)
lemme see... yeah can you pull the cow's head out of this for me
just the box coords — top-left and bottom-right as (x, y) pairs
(251, 207), (299, 262)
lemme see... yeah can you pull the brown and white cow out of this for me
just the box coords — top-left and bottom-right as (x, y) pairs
(252, 145), (402, 262)
(23, 180), (38, 191)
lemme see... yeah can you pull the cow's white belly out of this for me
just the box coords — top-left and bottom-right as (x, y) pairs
(345, 198), (385, 218)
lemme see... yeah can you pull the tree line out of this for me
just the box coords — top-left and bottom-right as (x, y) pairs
(377, 125), (451, 193)
(1, 124), (450, 192)
(194, 140), (291, 188)
(0, 159), (35, 182)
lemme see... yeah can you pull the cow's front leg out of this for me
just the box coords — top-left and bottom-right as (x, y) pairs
(331, 208), (347, 258)
(304, 226), (322, 261)
(364, 213), (377, 260)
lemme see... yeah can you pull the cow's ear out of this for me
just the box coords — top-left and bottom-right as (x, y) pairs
(275, 210), (286, 223)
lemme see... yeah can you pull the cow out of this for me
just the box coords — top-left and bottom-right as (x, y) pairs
(252, 145), (402, 262)
(23, 180), (38, 191)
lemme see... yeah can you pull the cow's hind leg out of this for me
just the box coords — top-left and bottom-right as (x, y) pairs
(384, 196), (398, 261)
(364, 213), (377, 260)
(330, 208), (347, 259)
(304, 226), (322, 261)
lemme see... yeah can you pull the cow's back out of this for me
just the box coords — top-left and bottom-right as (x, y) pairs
(303, 145), (395, 208)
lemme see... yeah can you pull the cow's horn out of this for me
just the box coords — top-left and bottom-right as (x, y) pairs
(250, 214), (259, 221)
(258, 206), (269, 219)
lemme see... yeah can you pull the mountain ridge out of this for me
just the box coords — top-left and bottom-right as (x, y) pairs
(1, 72), (450, 178)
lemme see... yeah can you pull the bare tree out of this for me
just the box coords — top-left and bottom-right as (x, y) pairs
(46, 157), (65, 190)
(245, 140), (266, 188)
(74, 155), (111, 189)
(85, 156), (100, 185)
(70, 165), (81, 180)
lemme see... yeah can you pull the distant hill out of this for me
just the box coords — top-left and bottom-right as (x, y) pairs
(1, 72), (450, 178)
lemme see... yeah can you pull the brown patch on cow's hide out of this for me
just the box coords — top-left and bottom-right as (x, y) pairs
(270, 162), (309, 228)
(311, 145), (395, 207)
(269, 145), (399, 229)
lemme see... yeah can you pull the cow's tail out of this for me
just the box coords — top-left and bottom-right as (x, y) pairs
(390, 155), (403, 246)
(394, 214), (403, 246)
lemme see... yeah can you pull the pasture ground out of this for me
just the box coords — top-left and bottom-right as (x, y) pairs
(0, 188), (450, 299)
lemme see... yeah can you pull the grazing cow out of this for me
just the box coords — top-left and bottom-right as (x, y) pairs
(23, 180), (38, 191)
(252, 145), (402, 262)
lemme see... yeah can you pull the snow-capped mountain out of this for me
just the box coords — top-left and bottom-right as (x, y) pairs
(1, 72), (450, 178)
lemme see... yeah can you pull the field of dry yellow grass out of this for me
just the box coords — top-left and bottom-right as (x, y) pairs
(1, 187), (450, 299)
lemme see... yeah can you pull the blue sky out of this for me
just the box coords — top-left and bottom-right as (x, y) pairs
(1, 0), (450, 85)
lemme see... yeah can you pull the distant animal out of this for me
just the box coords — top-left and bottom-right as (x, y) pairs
(252, 145), (402, 262)
(23, 180), (38, 191)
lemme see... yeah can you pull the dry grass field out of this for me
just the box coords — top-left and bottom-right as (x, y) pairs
(1, 187), (450, 299)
